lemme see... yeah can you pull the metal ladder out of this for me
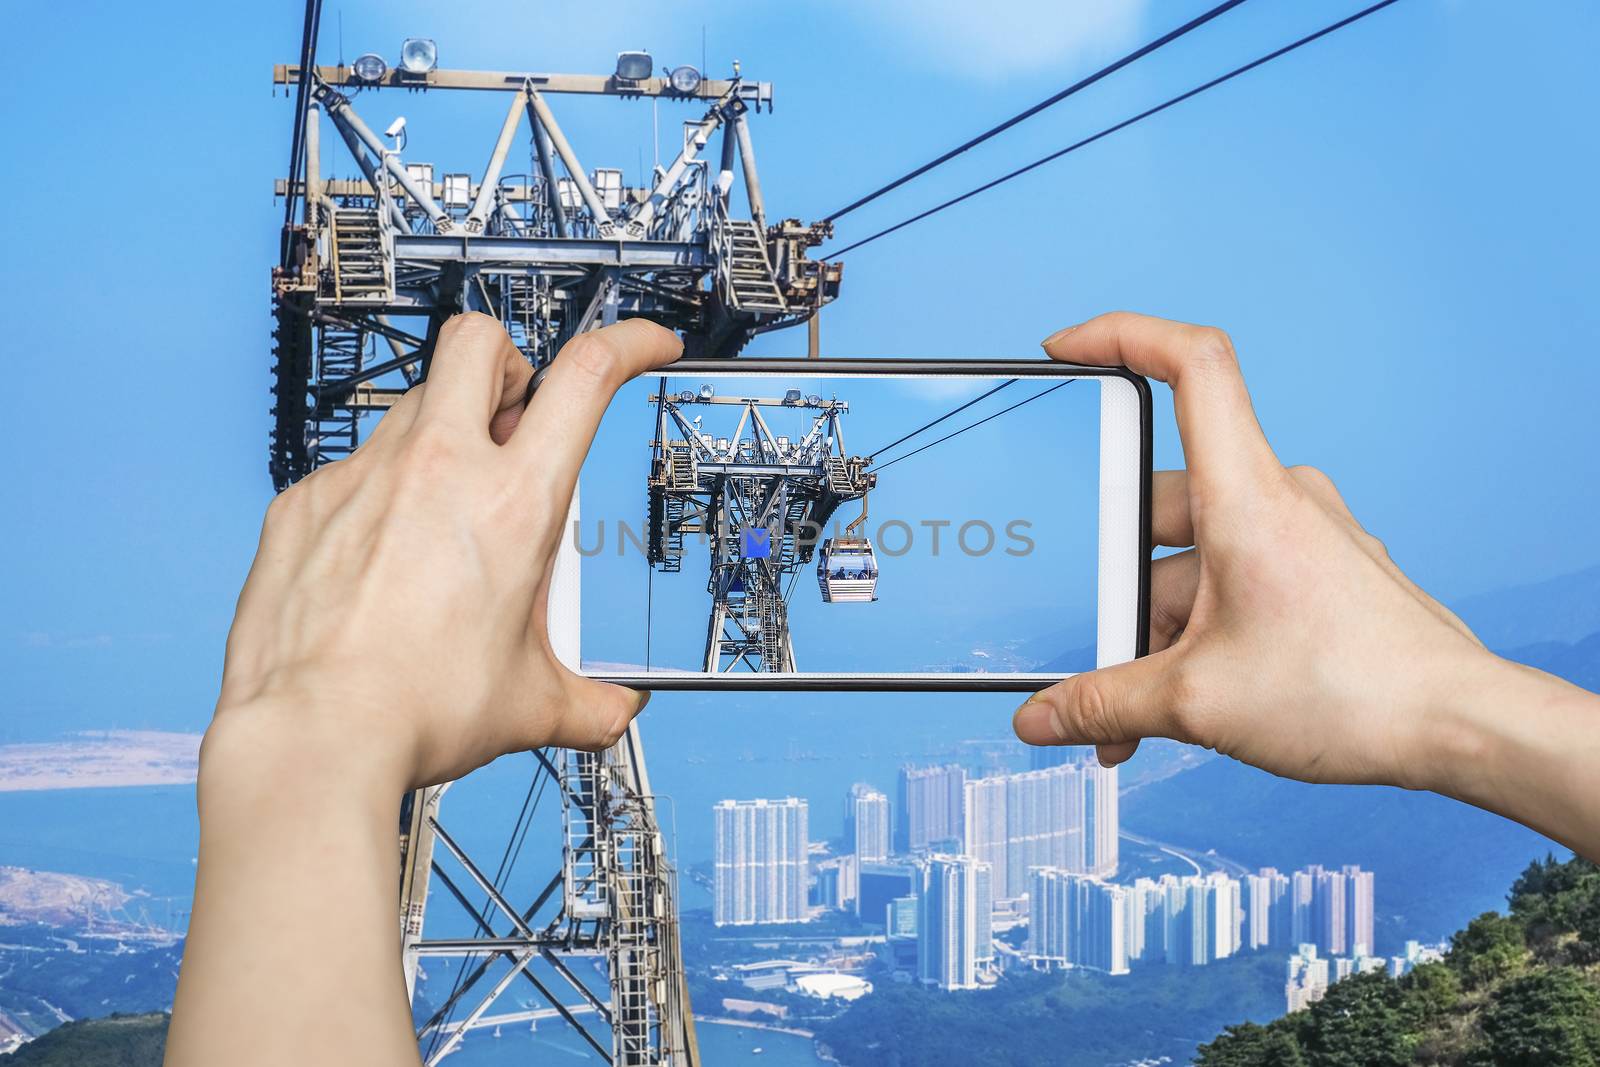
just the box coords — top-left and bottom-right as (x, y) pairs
(721, 219), (787, 313)
(779, 496), (811, 567)
(329, 207), (394, 304)
(825, 456), (853, 493)
(311, 323), (366, 463)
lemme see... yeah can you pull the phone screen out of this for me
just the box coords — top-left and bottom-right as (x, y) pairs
(570, 365), (1143, 685)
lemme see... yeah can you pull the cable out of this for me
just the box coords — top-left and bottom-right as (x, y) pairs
(870, 381), (1074, 474)
(826, 0), (1404, 259)
(822, 0), (1250, 224)
(282, 0), (324, 248)
(866, 379), (1017, 459)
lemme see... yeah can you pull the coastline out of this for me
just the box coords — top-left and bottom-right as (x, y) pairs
(693, 1015), (817, 1039)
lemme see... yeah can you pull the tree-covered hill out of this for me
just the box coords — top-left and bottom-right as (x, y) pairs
(815, 952), (1285, 1067)
(1196, 854), (1600, 1067)
(0, 1013), (166, 1067)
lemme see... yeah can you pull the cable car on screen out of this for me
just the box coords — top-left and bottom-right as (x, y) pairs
(817, 502), (878, 603)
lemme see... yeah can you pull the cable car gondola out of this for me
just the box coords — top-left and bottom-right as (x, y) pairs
(817, 536), (877, 603)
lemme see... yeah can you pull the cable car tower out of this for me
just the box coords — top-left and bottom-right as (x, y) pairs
(646, 386), (875, 671)
(269, 27), (843, 1067)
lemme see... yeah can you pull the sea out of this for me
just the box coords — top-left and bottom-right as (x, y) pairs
(432, 1018), (825, 1065)
(0, 689), (1059, 917)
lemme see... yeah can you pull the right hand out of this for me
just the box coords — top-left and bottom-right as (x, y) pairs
(1013, 312), (1494, 792)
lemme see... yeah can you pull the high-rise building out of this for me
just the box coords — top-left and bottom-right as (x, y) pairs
(962, 775), (1009, 895)
(1291, 867), (1317, 946)
(917, 854), (993, 990)
(1246, 868), (1291, 950)
(1287, 864), (1375, 957)
(1028, 868), (1069, 966)
(1206, 872), (1242, 961)
(1028, 870), (1130, 975)
(1128, 877), (1166, 964)
(1004, 763), (1084, 894)
(961, 755), (1117, 900)
(897, 764), (967, 853)
(846, 784), (891, 863)
(713, 798), (809, 926)
(1185, 877), (1213, 966)
(1315, 866), (1348, 956)
(1136, 872), (1246, 967)
(1343, 864), (1375, 957)
(1082, 759), (1119, 878)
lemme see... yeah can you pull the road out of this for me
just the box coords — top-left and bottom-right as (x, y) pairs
(1120, 830), (1253, 879)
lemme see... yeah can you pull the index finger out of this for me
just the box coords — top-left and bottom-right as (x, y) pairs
(515, 318), (683, 500)
(1042, 312), (1279, 503)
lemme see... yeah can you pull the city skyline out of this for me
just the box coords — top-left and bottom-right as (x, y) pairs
(716, 753), (1407, 1005)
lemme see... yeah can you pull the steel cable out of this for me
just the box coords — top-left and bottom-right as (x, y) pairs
(826, 0), (1404, 258)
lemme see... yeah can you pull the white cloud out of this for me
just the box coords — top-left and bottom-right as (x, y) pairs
(887, 376), (1000, 403)
(856, 0), (1152, 81)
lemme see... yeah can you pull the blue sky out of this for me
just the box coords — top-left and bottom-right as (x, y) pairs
(3, 0), (1598, 743)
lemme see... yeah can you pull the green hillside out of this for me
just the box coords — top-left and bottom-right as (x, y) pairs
(816, 952), (1285, 1067)
(0, 1013), (167, 1067)
(1196, 854), (1600, 1066)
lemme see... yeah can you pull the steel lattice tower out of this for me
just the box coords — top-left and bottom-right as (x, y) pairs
(269, 46), (841, 1065)
(645, 388), (874, 672)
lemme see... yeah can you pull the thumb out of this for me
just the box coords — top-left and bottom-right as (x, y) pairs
(547, 675), (652, 752)
(1012, 650), (1182, 762)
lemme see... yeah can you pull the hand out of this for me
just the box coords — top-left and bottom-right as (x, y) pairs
(208, 312), (681, 789)
(1012, 312), (1496, 792)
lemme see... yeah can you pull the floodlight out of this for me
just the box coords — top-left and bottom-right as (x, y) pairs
(615, 51), (653, 81)
(399, 38), (438, 74)
(351, 53), (388, 84)
(668, 65), (703, 95)
(679, 390), (695, 403)
(441, 174), (471, 208)
(806, 394), (822, 406)
(405, 163), (434, 199)
(699, 384), (715, 400)
(783, 388), (802, 404)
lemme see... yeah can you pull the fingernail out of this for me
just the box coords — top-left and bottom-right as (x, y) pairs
(1096, 748), (1119, 769)
(1012, 698), (1060, 743)
(1040, 325), (1080, 348)
(634, 690), (652, 714)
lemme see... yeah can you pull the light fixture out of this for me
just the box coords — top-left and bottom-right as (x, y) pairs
(615, 51), (653, 81)
(441, 174), (471, 209)
(399, 38), (438, 75)
(678, 390), (695, 403)
(351, 53), (388, 84)
(699, 384), (715, 400)
(668, 65), (703, 95)
(783, 388), (802, 404)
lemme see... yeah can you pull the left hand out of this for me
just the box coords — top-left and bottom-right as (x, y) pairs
(207, 312), (680, 789)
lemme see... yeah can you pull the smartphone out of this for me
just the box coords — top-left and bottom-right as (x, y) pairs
(548, 358), (1151, 691)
